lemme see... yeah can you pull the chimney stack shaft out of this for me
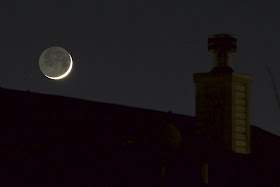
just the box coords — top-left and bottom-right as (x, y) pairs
(194, 33), (252, 154)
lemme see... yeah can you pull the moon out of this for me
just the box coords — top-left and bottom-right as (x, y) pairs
(39, 47), (73, 80)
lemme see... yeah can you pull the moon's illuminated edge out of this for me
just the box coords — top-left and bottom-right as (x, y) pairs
(46, 54), (73, 80)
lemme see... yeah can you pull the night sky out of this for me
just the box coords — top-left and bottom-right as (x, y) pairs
(1, 1), (280, 136)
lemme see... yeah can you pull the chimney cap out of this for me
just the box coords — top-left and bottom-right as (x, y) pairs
(208, 34), (237, 54)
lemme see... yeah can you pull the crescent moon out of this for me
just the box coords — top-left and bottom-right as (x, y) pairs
(45, 54), (73, 80)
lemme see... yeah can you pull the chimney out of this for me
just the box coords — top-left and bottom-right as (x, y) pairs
(193, 34), (252, 154)
(208, 34), (236, 72)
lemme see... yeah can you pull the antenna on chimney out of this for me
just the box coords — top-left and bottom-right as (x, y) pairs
(208, 34), (237, 72)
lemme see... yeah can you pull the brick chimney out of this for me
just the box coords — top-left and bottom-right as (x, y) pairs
(193, 34), (252, 154)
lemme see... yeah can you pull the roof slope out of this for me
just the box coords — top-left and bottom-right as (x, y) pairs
(0, 88), (279, 186)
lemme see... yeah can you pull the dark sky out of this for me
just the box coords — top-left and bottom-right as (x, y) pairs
(1, 1), (280, 136)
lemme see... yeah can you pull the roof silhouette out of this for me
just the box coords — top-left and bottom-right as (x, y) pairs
(0, 88), (279, 186)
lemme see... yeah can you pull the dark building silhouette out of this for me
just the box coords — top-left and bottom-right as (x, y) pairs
(0, 34), (280, 186)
